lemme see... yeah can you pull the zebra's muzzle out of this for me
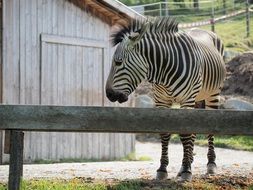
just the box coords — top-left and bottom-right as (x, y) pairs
(106, 88), (128, 103)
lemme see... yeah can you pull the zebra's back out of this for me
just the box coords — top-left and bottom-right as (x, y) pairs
(152, 30), (226, 104)
(186, 28), (224, 57)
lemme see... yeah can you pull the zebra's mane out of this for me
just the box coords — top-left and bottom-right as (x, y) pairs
(111, 17), (179, 46)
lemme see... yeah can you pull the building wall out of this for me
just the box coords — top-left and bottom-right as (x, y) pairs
(2, 0), (135, 163)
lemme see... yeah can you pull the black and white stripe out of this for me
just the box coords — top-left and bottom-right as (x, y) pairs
(106, 17), (226, 181)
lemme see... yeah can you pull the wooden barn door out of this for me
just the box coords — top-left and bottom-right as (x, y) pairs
(23, 34), (108, 161)
(40, 34), (105, 106)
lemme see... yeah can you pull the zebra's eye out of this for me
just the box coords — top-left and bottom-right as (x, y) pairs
(115, 60), (122, 66)
(129, 32), (139, 41)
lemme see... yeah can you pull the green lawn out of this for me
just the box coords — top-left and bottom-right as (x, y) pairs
(200, 16), (253, 52)
(195, 135), (253, 151)
(0, 179), (107, 190)
(175, 7), (253, 52)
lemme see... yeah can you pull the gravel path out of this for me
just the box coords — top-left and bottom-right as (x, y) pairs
(0, 141), (252, 182)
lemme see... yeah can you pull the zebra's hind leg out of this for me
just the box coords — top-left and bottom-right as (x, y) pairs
(177, 134), (196, 182)
(205, 93), (220, 175)
(195, 100), (217, 173)
(176, 100), (196, 182)
(207, 134), (217, 174)
(156, 133), (171, 180)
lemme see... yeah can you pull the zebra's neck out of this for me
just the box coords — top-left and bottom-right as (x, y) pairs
(140, 32), (201, 89)
(140, 33), (176, 86)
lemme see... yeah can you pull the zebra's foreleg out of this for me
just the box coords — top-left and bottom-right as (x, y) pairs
(177, 134), (196, 182)
(156, 133), (171, 180)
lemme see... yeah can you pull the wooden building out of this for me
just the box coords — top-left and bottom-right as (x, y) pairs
(0, 0), (142, 163)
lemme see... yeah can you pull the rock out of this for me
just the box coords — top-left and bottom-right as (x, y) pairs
(135, 95), (154, 108)
(224, 50), (240, 62)
(222, 98), (253, 110)
(135, 81), (153, 97)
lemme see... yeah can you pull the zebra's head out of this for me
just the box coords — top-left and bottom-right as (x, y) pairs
(106, 19), (149, 103)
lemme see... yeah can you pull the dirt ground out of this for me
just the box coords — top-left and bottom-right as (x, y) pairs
(222, 52), (253, 102)
(0, 141), (252, 189)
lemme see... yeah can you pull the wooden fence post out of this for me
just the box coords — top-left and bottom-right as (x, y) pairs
(246, 0), (250, 37)
(8, 130), (24, 190)
(4, 130), (10, 154)
(211, 0), (215, 32)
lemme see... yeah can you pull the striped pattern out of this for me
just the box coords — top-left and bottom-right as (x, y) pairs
(106, 17), (226, 180)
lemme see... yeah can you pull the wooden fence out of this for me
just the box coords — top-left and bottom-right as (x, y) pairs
(0, 105), (253, 190)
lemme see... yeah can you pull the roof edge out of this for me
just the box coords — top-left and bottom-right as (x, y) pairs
(101, 0), (145, 20)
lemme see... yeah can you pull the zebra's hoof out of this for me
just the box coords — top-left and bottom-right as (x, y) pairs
(156, 171), (168, 180)
(177, 172), (192, 182)
(207, 162), (217, 175)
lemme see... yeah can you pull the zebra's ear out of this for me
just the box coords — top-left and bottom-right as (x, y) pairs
(129, 22), (149, 44)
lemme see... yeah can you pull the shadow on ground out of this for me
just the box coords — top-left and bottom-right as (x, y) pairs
(108, 174), (253, 190)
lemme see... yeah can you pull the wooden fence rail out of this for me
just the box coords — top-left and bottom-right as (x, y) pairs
(0, 104), (253, 190)
(1, 105), (253, 134)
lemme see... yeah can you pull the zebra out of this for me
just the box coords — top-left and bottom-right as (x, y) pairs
(105, 17), (226, 182)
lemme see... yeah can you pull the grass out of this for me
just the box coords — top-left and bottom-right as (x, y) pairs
(0, 179), (107, 190)
(171, 134), (253, 151)
(120, 152), (152, 161)
(173, 6), (253, 53)
(200, 16), (253, 52)
(137, 156), (152, 161)
(195, 135), (253, 151)
(0, 175), (253, 190)
(0, 179), (142, 190)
